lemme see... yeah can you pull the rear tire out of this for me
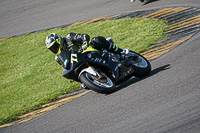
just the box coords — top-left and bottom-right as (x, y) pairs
(129, 51), (151, 78)
(80, 72), (116, 94)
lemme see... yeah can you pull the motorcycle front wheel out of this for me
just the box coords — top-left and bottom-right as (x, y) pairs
(80, 72), (116, 94)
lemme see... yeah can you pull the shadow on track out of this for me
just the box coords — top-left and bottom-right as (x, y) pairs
(112, 64), (171, 93)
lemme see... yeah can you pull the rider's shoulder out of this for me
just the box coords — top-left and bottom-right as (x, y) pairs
(65, 32), (77, 39)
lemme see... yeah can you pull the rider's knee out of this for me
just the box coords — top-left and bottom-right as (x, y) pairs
(90, 36), (110, 50)
(90, 37), (101, 49)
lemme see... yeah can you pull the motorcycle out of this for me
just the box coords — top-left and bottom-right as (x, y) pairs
(57, 43), (151, 94)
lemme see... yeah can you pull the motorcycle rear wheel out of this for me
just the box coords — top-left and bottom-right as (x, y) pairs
(80, 72), (116, 94)
(129, 51), (151, 78)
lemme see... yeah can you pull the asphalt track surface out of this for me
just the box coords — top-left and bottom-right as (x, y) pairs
(1, 0), (200, 133)
(0, 0), (200, 39)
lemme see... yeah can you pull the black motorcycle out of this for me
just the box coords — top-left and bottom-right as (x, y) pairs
(57, 44), (151, 94)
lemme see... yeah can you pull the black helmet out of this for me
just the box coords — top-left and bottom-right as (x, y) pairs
(45, 33), (63, 54)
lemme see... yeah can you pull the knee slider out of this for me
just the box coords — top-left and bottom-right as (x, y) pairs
(90, 37), (101, 48)
(91, 37), (99, 44)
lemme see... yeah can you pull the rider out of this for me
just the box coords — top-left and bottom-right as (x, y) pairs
(45, 32), (129, 68)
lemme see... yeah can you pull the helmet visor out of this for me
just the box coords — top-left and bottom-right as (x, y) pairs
(48, 41), (60, 54)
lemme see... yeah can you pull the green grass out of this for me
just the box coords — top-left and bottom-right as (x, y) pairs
(0, 18), (169, 125)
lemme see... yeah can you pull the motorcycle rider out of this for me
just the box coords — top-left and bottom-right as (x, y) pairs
(45, 32), (129, 68)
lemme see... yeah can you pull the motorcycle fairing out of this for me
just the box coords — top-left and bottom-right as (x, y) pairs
(61, 50), (120, 83)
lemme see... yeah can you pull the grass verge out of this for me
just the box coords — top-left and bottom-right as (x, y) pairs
(0, 18), (169, 125)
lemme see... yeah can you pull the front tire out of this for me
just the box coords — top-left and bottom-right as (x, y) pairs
(80, 72), (116, 94)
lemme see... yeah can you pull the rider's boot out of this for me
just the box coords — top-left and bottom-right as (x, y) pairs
(121, 48), (130, 55)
